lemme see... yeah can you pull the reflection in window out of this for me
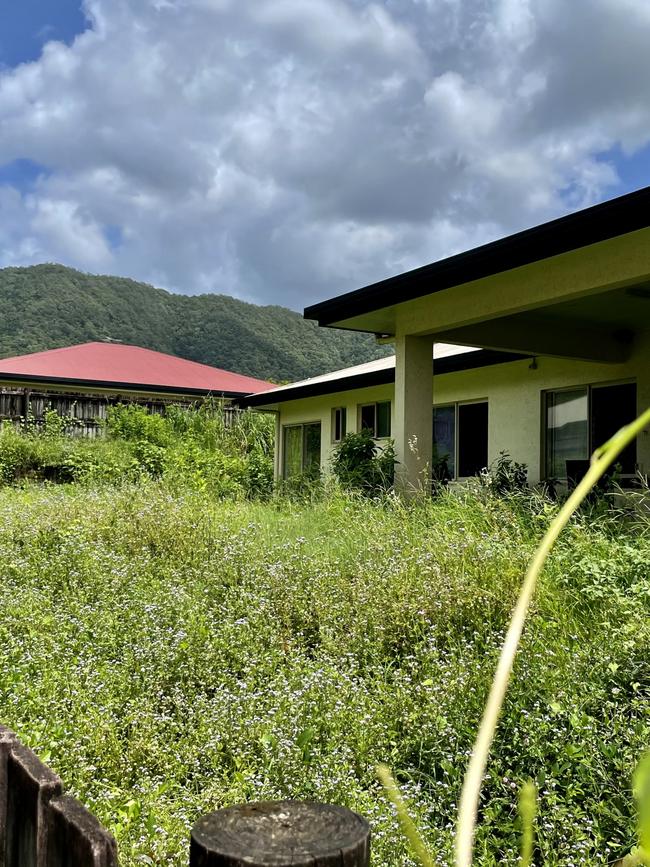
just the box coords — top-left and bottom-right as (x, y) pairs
(432, 402), (488, 479)
(303, 423), (321, 477)
(545, 383), (637, 479)
(433, 405), (455, 478)
(545, 388), (589, 479)
(283, 425), (303, 480)
(283, 423), (322, 479)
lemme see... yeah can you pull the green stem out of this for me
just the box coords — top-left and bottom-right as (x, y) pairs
(455, 408), (650, 867)
(377, 764), (435, 867)
(518, 781), (537, 867)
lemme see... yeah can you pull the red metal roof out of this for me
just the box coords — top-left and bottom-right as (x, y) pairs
(0, 342), (274, 396)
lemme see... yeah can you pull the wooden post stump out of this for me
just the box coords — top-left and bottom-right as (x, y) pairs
(190, 801), (370, 867)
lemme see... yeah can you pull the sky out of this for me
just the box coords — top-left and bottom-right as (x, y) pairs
(1, 0), (650, 310)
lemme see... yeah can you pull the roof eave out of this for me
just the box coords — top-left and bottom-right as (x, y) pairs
(304, 186), (650, 329)
(238, 349), (528, 407)
(0, 372), (252, 399)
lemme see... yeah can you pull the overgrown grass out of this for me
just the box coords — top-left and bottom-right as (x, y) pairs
(0, 403), (274, 497)
(0, 482), (647, 864)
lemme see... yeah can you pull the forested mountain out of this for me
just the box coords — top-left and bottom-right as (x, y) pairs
(0, 264), (390, 381)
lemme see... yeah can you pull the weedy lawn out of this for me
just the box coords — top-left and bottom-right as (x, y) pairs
(0, 483), (648, 865)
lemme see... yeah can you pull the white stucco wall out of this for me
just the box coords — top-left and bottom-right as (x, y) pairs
(265, 335), (650, 484)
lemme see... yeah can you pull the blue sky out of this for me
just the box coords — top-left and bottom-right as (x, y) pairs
(605, 144), (650, 193)
(1, 0), (650, 306)
(0, 0), (87, 68)
(0, 1), (87, 196)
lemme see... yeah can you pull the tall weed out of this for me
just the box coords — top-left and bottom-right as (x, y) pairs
(0, 402), (274, 498)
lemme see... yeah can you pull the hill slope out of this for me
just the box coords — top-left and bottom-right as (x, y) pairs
(0, 264), (390, 381)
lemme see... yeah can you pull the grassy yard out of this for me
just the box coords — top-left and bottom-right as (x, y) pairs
(0, 482), (648, 865)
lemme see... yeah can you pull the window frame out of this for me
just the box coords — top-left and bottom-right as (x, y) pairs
(432, 398), (489, 480)
(542, 379), (637, 480)
(282, 421), (322, 480)
(358, 400), (391, 439)
(331, 407), (347, 443)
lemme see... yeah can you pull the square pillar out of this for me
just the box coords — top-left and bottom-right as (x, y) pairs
(394, 334), (434, 495)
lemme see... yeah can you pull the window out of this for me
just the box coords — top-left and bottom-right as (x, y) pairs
(282, 422), (322, 479)
(433, 404), (456, 478)
(332, 407), (347, 442)
(432, 401), (488, 479)
(545, 382), (637, 480)
(545, 389), (588, 480)
(458, 402), (489, 478)
(359, 401), (391, 438)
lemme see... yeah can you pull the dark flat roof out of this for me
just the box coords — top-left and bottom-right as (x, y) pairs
(239, 349), (526, 407)
(304, 185), (650, 329)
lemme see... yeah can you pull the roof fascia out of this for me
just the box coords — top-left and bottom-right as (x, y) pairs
(0, 372), (245, 399)
(304, 186), (650, 328)
(238, 350), (527, 407)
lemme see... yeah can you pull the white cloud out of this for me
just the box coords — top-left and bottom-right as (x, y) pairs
(0, 0), (650, 307)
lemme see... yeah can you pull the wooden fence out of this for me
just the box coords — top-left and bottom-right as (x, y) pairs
(0, 725), (117, 867)
(0, 726), (370, 867)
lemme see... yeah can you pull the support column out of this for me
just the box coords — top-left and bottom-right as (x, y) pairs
(394, 334), (434, 495)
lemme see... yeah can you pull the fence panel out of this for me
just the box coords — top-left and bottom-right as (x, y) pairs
(0, 727), (117, 867)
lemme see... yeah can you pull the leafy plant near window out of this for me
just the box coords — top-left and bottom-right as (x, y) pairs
(331, 428), (396, 494)
(479, 450), (528, 495)
(431, 444), (453, 487)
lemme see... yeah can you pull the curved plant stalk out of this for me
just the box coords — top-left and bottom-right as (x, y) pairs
(377, 764), (435, 867)
(455, 407), (650, 867)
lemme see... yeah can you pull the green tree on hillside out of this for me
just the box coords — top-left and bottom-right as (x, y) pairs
(0, 264), (390, 381)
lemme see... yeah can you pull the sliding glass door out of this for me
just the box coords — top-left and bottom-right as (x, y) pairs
(545, 382), (637, 480)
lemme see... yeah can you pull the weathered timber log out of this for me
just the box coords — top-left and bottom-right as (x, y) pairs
(46, 795), (117, 867)
(190, 801), (370, 867)
(0, 726), (19, 867)
(0, 726), (117, 867)
(4, 739), (62, 867)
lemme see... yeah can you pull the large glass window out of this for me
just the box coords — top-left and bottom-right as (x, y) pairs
(282, 422), (322, 479)
(432, 401), (488, 479)
(545, 382), (636, 480)
(359, 401), (391, 438)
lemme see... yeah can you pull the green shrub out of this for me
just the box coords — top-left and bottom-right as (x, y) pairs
(331, 429), (396, 494)
(0, 423), (37, 482)
(132, 439), (166, 477)
(107, 404), (172, 447)
(0, 403), (274, 498)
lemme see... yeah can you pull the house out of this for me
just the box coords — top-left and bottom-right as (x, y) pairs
(0, 341), (274, 434)
(240, 186), (650, 490)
